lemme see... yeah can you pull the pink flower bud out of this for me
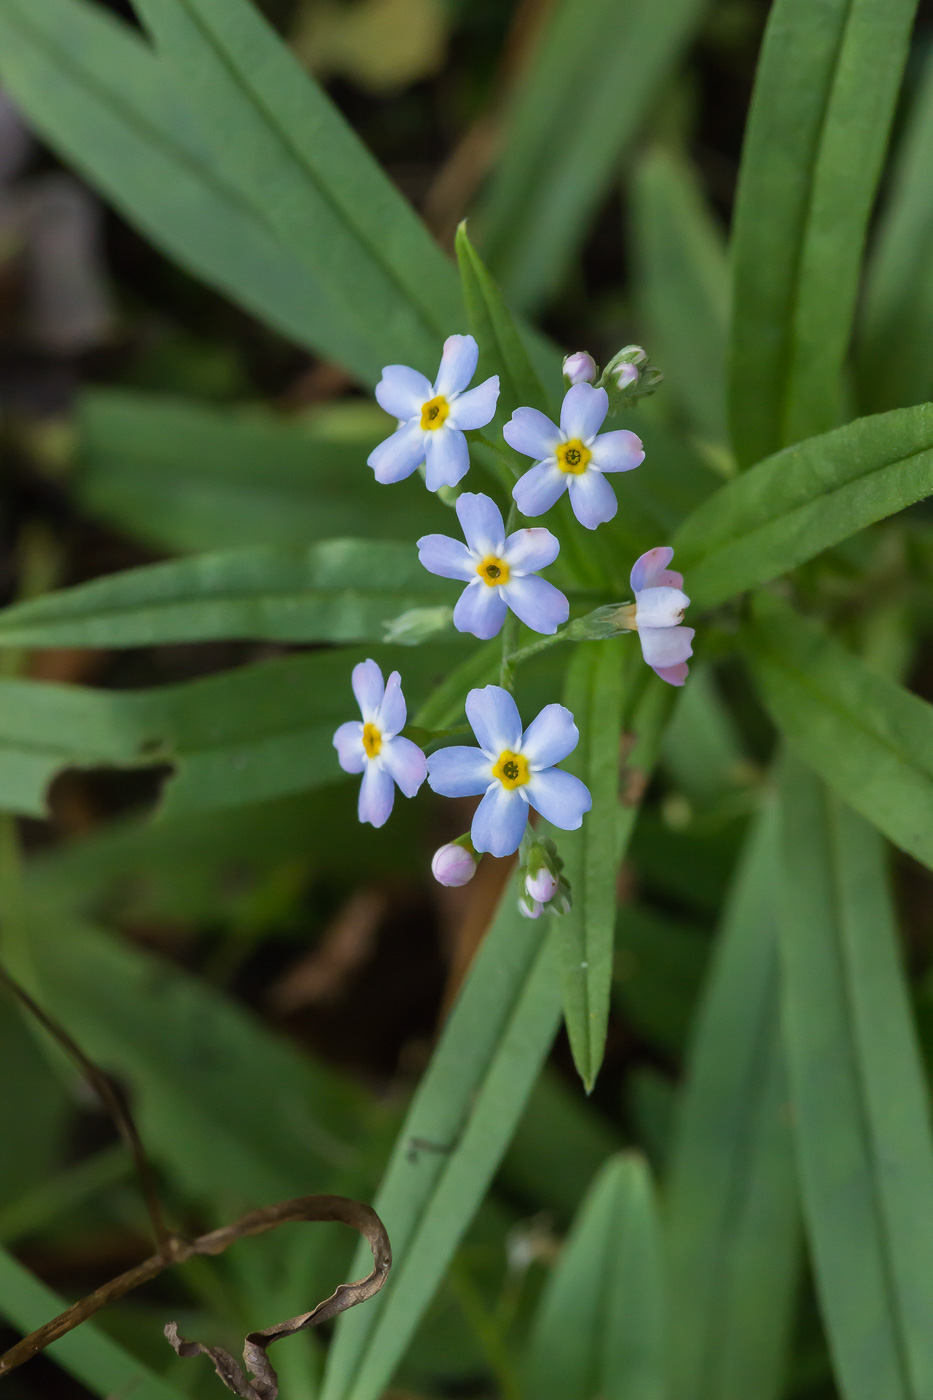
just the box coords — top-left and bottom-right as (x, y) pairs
(431, 842), (477, 887)
(525, 867), (558, 903)
(616, 362), (639, 390)
(562, 351), (597, 386)
(518, 892), (545, 919)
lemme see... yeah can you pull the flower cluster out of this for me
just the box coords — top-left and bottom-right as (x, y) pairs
(334, 333), (695, 901)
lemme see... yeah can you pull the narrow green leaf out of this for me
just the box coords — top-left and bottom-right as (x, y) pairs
(478, 0), (709, 312)
(630, 148), (729, 445)
(0, 541), (455, 649)
(674, 404), (933, 608)
(666, 801), (799, 1400)
(744, 596), (933, 873)
(858, 45), (933, 414)
(525, 1153), (665, 1400)
(320, 881), (562, 1400)
(0, 1245), (184, 1399)
(661, 666), (746, 806)
(77, 390), (450, 554)
(729, 0), (917, 465)
(778, 758), (933, 1400)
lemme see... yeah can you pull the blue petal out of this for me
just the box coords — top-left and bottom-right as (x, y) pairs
(351, 658), (384, 719)
(588, 428), (645, 473)
(513, 461), (567, 517)
(471, 783), (529, 856)
(456, 492), (505, 556)
(502, 406), (560, 460)
(375, 364), (432, 420)
(424, 427), (470, 490)
(502, 575), (568, 635)
(426, 745), (492, 797)
(382, 734), (427, 797)
(454, 579), (508, 639)
(559, 383), (608, 441)
(368, 421), (426, 484)
(630, 546), (676, 593)
(503, 527), (560, 574)
(333, 720), (365, 774)
(567, 469), (617, 529)
(448, 377), (500, 430)
(525, 768), (592, 829)
(417, 533), (476, 580)
(358, 762), (395, 827)
(377, 670), (406, 735)
(639, 625), (695, 669)
(465, 685), (522, 756)
(434, 334), (478, 396)
(520, 703), (579, 768)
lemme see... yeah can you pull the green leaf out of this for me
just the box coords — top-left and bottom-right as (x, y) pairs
(477, 0), (709, 313)
(614, 905), (710, 1056)
(76, 390), (451, 554)
(0, 0), (460, 384)
(858, 45), (933, 414)
(778, 758), (933, 1400)
(0, 541), (455, 649)
(0, 1246), (184, 1399)
(320, 881), (562, 1400)
(744, 596), (933, 873)
(728, 0), (918, 466)
(666, 801), (799, 1400)
(674, 404), (933, 608)
(630, 148), (729, 445)
(524, 1153), (665, 1400)
(454, 222), (550, 419)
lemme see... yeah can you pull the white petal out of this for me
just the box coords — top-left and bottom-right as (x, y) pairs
(634, 585), (690, 629)
(368, 421), (426, 484)
(466, 684), (523, 756)
(424, 427), (470, 490)
(503, 527), (559, 574)
(375, 364), (432, 421)
(358, 762), (395, 827)
(512, 460), (567, 518)
(351, 658), (384, 720)
(417, 533), (476, 581)
(456, 492), (505, 556)
(503, 406), (561, 460)
(446, 377), (499, 431)
(520, 703), (579, 768)
(434, 333), (478, 396)
(525, 767), (592, 829)
(639, 625), (695, 669)
(501, 575), (568, 635)
(559, 383), (608, 441)
(588, 428), (645, 473)
(567, 469), (617, 529)
(426, 745), (493, 797)
(471, 783), (529, 857)
(453, 579), (508, 639)
(381, 734), (427, 797)
(333, 720), (365, 774)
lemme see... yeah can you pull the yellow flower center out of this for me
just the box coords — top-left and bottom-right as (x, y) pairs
(420, 395), (450, 430)
(362, 722), (382, 759)
(492, 749), (529, 790)
(556, 438), (591, 474)
(477, 555), (510, 587)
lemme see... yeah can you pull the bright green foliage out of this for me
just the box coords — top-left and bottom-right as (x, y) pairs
(729, 0), (918, 465)
(778, 760), (933, 1400)
(525, 1154), (665, 1400)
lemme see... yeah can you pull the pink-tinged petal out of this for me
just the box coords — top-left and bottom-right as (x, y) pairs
(520, 703), (579, 768)
(427, 745), (492, 797)
(588, 428), (645, 473)
(432, 843), (477, 886)
(513, 460), (567, 517)
(471, 783), (528, 857)
(525, 767), (592, 829)
(526, 867), (559, 902)
(503, 406), (561, 460)
(333, 720), (365, 774)
(567, 469), (617, 529)
(424, 427), (470, 490)
(375, 364), (432, 420)
(559, 383), (608, 441)
(631, 546), (679, 593)
(417, 533), (476, 581)
(358, 762), (395, 827)
(518, 894), (545, 919)
(639, 625), (695, 669)
(381, 734), (426, 797)
(377, 670), (406, 735)
(466, 684), (522, 756)
(503, 527), (560, 574)
(501, 575), (568, 635)
(368, 421), (426, 484)
(434, 333), (478, 396)
(453, 579), (508, 639)
(653, 661), (690, 687)
(351, 658), (384, 720)
(447, 376), (499, 431)
(456, 492), (505, 556)
(634, 585), (690, 629)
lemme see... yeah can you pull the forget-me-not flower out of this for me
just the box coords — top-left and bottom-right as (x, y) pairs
(368, 334), (499, 492)
(504, 383), (644, 529)
(626, 547), (694, 687)
(426, 686), (591, 857)
(333, 660), (427, 826)
(417, 492), (568, 640)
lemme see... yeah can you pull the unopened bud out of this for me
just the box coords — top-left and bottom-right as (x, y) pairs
(525, 867), (558, 903)
(563, 351), (597, 386)
(518, 892), (545, 919)
(432, 842), (477, 887)
(616, 362), (639, 390)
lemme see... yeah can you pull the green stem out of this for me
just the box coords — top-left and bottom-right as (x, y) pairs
(499, 611), (519, 690)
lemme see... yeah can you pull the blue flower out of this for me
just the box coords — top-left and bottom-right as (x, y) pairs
(426, 685), (592, 857)
(503, 382), (644, 529)
(368, 334), (500, 492)
(417, 492), (569, 640)
(629, 547), (694, 687)
(333, 660), (427, 826)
